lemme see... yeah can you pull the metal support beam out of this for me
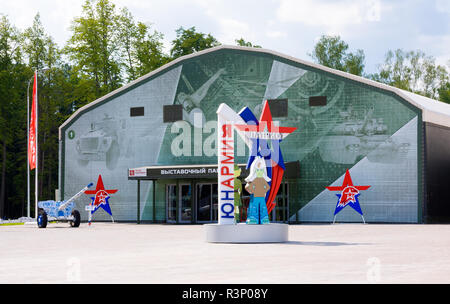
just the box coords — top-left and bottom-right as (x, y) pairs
(286, 180), (290, 222)
(153, 180), (156, 223)
(282, 181), (286, 223)
(295, 181), (299, 223)
(137, 179), (140, 224)
(176, 179), (180, 224)
(191, 180), (195, 223)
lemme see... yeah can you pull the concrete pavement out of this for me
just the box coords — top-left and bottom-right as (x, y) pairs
(1, 223), (449, 283)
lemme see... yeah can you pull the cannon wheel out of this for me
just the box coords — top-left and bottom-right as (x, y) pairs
(37, 209), (48, 228)
(70, 210), (81, 227)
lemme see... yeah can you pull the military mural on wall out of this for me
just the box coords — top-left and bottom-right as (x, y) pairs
(62, 49), (419, 223)
(74, 114), (123, 170)
(63, 66), (183, 221)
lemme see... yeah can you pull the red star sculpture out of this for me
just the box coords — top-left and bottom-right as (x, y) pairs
(84, 175), (118, 208)
(326, 169), (370, 216)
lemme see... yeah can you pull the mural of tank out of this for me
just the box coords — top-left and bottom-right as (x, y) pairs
(75, 114), (123, 170)
(318, 107), (411, 164)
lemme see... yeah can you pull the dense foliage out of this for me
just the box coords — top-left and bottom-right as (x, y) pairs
(310, 35), (449, 100)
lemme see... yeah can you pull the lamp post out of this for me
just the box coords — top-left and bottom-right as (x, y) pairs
(27, 68), (49, 219)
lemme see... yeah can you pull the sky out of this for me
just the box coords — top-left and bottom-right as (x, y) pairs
(1, 0), (449, 74)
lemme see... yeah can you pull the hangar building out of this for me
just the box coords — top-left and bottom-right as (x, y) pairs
(58, 45), (450, 224)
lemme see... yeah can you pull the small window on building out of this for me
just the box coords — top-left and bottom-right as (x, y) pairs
(268, 99), (288, 117)
(130, 107), (145, 117)
(163, 104), (183, 123)
(309, 96), (327, 107)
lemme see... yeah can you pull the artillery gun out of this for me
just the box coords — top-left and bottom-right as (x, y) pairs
(37, 183), (93, 228)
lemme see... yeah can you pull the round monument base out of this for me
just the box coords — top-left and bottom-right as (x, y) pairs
(204, 223), (289, 243)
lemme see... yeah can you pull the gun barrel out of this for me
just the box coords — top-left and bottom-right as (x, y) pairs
(58, 183), (93, 211)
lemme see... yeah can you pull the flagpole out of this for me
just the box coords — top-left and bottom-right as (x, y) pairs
(35, 70), (38, 220)
(26, 76), (32, 218)
(28, 68), (49, 219)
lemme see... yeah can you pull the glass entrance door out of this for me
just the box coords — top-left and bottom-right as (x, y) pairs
(197, 184), (211, 222)
(167, 184), (177, 223)
(272, 182), (289, 223)
(196, 183), (218, 223)
(212, 184), (218, 222)
(179, 184), (192, 223)
(166, 183), (192, 223)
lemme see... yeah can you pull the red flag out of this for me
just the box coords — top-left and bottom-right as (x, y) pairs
(28, 72), (37, 170)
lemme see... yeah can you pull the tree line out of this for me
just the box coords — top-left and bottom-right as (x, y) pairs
(310, 35), (450, 102)
(0, 0), (449, 219)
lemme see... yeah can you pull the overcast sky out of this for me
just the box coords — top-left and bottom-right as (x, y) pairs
(1, 0), (449, 74)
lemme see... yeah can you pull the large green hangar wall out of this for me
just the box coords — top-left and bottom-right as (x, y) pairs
(59, 46), (422, 223)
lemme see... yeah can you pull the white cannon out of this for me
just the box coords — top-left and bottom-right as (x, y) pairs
(37, 183), (94, 228)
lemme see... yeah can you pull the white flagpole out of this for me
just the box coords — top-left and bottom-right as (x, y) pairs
(26, 77), (31, 218)
(35, 70), (38, 220)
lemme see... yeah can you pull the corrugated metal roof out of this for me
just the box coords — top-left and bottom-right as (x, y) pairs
(397, 89), (450, 127)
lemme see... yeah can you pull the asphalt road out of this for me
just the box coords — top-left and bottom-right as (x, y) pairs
(1, 223), (449, 283)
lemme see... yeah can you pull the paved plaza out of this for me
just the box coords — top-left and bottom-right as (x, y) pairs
(1, 223), (450, 283)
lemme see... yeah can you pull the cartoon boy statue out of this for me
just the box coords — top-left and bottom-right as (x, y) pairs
(244, 156), (271, 224)
(234, 164), (242, 223)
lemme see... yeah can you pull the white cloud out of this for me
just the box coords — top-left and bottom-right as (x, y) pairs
(0, 0), (83, 46)
(435, 0), (450, 14)
(216, 18), (252, 44)
(276, 0), (383, 27)
(366, 0), (382, 21)
(266, 30), (287, 39)
(417, 34), (450, 68)
(0, 0), (447, 75)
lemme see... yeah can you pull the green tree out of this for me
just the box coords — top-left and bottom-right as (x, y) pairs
(344, 49), (365, 76)
(0, 15), (29, 218)
(133, 22), (168, 77)
(422, 60), (448, 99)
(371, 49), (449, 100)
(170, 26), (220, 59)
(309, 35), (365, 76)
(23, 13), (50, 71)
(117, 7), (168, 81)
(235, 38), (261, 48)
(65, 0), (122, 99)
(371, 49), (421, 91)
(437, 61), (450, 103)
(23, 14), (73, 207)
(0, 0), (175, 219)
(438, 82), (450, 103)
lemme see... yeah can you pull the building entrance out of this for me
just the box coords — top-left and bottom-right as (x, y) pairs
(166, 183), (192, 223)
(196, 183), (218, 223)
(166, 181), (288, 223)
(129, 162), (299, 224)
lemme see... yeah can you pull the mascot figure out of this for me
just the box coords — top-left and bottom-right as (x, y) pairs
(245, 156), (271, 224)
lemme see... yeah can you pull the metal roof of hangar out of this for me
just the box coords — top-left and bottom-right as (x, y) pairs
(59, 45), (450, 140)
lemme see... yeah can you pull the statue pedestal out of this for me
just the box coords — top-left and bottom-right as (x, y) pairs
(204, 223), (289, 243)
